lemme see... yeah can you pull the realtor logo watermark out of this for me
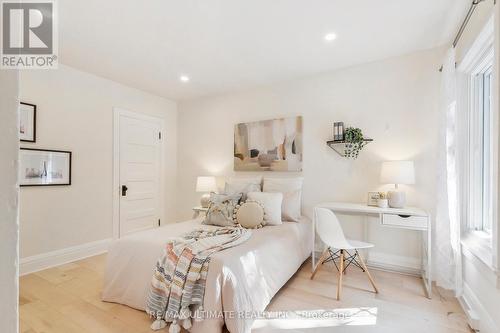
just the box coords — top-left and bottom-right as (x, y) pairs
(1, 0), (58, 69)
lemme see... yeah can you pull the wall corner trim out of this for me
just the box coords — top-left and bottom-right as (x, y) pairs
(20, 238), (112, 276)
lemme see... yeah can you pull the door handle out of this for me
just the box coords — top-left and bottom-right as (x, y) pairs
(121, 185), (128, 196)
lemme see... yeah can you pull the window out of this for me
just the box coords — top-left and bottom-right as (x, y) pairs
(466, 45), (493, 237)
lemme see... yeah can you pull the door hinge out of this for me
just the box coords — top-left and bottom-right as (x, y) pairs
(158, 219), (161, 227)
(159, 132), (161, 140)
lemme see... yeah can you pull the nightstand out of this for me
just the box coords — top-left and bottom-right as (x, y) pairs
(192, 206), (208, 219)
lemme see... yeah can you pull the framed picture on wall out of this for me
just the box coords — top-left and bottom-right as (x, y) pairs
(234, 116), (303, 171)
(19, 148), (72, 186)
(20, 102), (36, 142)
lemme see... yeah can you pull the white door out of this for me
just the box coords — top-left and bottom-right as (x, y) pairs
(116, 110), (162, 237)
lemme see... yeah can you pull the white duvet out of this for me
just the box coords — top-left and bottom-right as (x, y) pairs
(102, 217), (312, 333)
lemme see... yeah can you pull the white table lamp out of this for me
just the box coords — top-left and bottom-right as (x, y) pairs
(380, 161), (415, 208)
(196, 176), (217, 208)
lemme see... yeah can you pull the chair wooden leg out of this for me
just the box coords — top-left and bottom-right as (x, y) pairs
(311, 248), (330, 280)
(336, 250), (344, 300)
(356, 250), (379, 294)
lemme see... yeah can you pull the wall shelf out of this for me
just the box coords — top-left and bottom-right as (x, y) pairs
(327, 139), (373, 158)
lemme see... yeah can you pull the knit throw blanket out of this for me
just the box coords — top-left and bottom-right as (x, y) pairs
(146, 226), (251, 333)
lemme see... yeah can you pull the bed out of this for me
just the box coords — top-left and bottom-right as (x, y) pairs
(102, 216), (312, 333)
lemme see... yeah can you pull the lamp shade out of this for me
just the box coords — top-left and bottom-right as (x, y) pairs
(380, 161), (415, 185)
(196, 176), (217, 192)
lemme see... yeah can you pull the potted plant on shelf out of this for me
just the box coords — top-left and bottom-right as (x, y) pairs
(343, 127), (367, 159)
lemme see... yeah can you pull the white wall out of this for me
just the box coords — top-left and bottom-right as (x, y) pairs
(0, 70), (20, 333)
(19, 65), (178, 259)
(177, 47), (443, 271)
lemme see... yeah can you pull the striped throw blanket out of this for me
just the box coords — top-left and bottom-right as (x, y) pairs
(146, 226), (251, 333)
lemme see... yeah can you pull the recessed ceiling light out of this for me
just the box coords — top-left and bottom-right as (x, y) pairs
(179, 75), (190, 82)
(324, 33), (337, 42)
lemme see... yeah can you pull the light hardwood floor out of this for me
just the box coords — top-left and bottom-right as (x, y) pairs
(19, 254), (472, 333)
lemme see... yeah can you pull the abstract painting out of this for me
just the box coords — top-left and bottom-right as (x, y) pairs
(19, 148), (72, 186)
(234, 116), (303, 171)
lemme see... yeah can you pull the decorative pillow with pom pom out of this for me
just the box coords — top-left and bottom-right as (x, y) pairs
(202, 193), (242, 227)
(233, 200), (266, 229)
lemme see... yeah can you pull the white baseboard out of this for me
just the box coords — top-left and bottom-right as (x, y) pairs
(458, 287), (480, 332)
(20, 238), (112, 276)
(459, 282), (498, 333)
(313, 250), (421, 276)
(367, 251), (422, 276)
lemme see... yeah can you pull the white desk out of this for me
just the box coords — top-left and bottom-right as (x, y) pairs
(312, 202), (432, 298)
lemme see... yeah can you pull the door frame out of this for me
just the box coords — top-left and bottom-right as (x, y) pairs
(112, 107), (165, 239)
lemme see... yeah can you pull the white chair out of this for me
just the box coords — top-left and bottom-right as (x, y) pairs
(311, 208), (378, 300)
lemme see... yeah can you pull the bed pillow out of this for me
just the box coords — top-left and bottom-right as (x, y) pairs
(246, 191), (283, 225)
(234, 201), (266, 229)
(224, 176), (262, 201)
(263, 177), (303, 222)
(203, 193), (242, 227)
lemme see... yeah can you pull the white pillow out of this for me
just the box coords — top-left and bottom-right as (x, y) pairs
(263, 177), (303, 222)
(224, 176), (262, 201)
(247, 191), (283, 225)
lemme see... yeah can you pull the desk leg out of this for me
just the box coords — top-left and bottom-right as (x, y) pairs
(427, 217), (432, 298)
(421, 217), (432, 299)
(311, 211), (315, 272)
(363, 215), (370, 262)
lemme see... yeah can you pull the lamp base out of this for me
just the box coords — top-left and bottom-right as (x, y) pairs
(200, 193), (211, 208)
(388, 190), (406, 208)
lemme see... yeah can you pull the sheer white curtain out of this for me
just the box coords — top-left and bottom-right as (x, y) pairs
(434, 48), (463, 294)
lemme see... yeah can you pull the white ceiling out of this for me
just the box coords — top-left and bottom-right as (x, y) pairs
(59, 0), (469, 101)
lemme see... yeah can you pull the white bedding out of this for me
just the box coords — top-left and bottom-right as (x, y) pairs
(102, 217), (312, 333)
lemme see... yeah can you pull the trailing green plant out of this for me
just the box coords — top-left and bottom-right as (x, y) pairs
(343, 127), (366, 159)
